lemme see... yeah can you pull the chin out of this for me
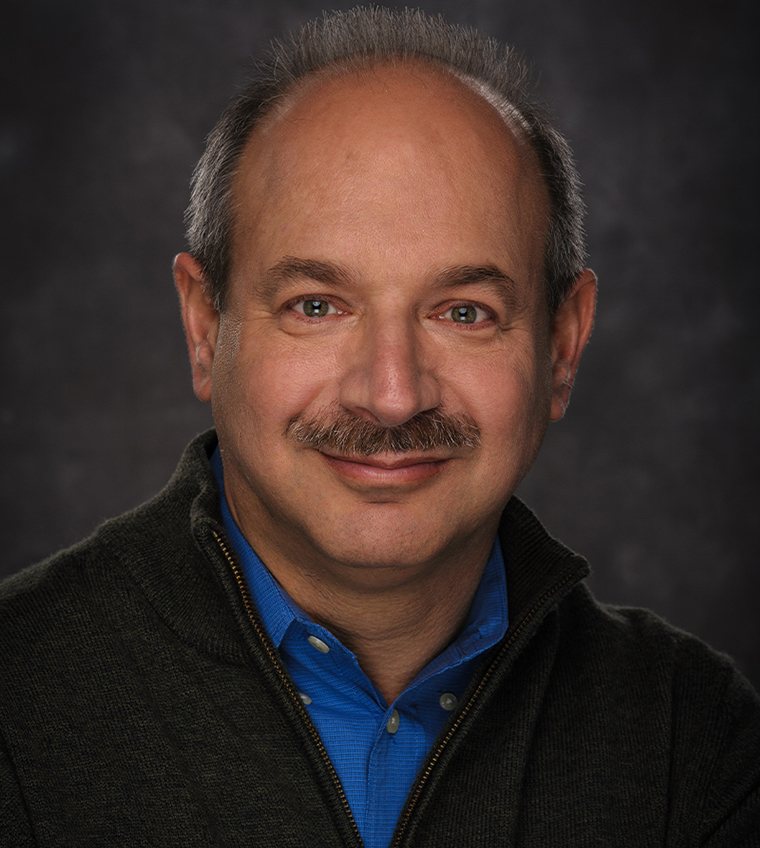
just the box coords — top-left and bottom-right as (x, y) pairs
(312, 512), (474, 574)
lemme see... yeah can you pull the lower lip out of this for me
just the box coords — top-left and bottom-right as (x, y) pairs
(321, 454), (447, 485)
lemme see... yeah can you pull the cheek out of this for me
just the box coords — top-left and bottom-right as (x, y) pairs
(453, 337), (548, 411)
(212, 327), (342, 435)
(482, 379), (547, 444)
(454, 343), (551, 457)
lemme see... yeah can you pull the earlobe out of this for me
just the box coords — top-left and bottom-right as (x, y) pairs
(549, 268), (597, 421)
(173, 252), (219, 403)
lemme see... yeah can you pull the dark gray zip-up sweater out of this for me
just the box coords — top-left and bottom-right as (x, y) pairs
(2, 431), (759, 846)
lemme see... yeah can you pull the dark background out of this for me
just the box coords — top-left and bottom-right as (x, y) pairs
(2, 0), (758, 690)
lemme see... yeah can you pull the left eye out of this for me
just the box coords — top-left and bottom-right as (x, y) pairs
(447, 304), (488, 324)
(294, 299), (337, 317)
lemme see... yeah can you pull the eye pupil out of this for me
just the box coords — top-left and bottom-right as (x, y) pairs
(304, 300), (329, 317)
(452, 305), (477, 324)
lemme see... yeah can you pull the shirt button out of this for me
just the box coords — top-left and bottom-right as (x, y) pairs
(307, 635), (330, 653)
(298, 692), (312, 705)
(386, 709), (400, 734)
(439, 692), (458, 711)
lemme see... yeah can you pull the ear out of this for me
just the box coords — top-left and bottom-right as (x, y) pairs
(549, 268), (597, 421)
(173, 252), (219, 403)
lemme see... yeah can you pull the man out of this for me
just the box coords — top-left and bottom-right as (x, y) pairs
(1, 7), (758, 846)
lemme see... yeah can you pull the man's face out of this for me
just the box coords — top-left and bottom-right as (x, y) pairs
(178, 65), (590, 586)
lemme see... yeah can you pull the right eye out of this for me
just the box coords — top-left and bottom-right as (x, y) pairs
(293, 299), (337, 317)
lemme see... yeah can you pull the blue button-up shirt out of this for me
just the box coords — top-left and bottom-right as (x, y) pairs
(211, 449), (508, 848)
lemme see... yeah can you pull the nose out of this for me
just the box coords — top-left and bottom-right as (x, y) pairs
(338, 314), (441, 427)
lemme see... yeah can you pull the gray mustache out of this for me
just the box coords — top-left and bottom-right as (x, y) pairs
(287, 407), (481, 456)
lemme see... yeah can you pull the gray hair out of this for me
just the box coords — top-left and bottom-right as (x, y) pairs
(185, 5), (587, 314)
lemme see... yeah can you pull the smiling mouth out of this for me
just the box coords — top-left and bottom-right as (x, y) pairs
(319, 450), (450, 485)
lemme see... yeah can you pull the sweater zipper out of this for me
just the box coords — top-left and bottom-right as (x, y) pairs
(212, 530), (363, 847)
(389, 568), (577, 848)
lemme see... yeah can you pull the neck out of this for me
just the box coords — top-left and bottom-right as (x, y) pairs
(302, 562), (487, 703)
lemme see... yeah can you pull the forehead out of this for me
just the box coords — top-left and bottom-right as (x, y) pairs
(229, 62), (549, 287)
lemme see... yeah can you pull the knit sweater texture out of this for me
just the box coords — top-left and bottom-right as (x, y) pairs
(1, 431), (759, 846)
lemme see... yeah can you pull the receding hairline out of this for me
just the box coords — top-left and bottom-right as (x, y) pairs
(253, 53), (533, 139)
(185, 7), (588, 315)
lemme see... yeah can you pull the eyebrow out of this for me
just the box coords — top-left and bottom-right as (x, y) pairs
(258, 256), (353, 301)
(434, 265), (522, 312)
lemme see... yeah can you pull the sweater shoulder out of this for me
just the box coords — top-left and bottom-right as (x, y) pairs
(1, 436), (205, 614)
(0, 527), (117, 639)
(565, 588), (760, 837)
(0, 430), (243, 667)
(556, 583), (760, 719)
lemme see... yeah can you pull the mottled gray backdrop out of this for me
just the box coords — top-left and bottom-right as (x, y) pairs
(2, 0), (758, 689)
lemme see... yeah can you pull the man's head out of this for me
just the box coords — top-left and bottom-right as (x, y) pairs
(174, 7), (596, 589)
(185, 6), (587, 316)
